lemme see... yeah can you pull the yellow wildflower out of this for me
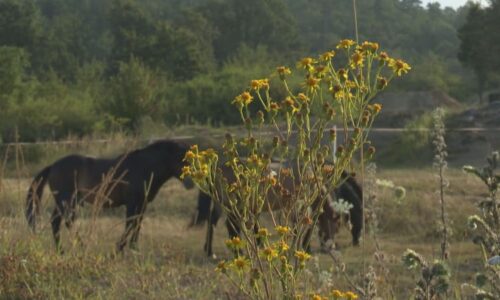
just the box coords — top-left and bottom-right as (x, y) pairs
(180, 166), (191, 179)
(337, 68), (348, 81)
(320, 50), (335, 61)
(193, 170), (207, 180)
(350, 51), (364, 69)
(269, 101), (280, 112)
(372, 103), (382, 114)
(297, 93), (310, 103)
(314, 64), (328, 77)
(225, 236), (245, 250)
(277, 66), (292, 79)
(294, 250), (311, 262)
(378, 51), (390, 62)
(276, 240), (290, 252)
(331, 289), (344, 298)
(184, 150), (196, 161)
(388, 58), (411, 76)
(304, 76), (320, 90)
(232, 256), (250, 270)
(360, 41), (379, 53)
(257, 228), (270, 238)
(334, 90), (346, 101)
(345, 80), (357, 89)
(275, 225), (291, 235)
(260, 246), (278, 261)
(311, 294), (322, 300)
(336, 39), (356, 49)
(282, 97), (299, 113)
(322, 164), (335, 176)
(251, 80), (261, 90)
(232, 91), (254, 107)
(344, 291), (359, 300)
(377, 76), (388, 90)
(268, 175), (277, 186)
(250, 79), (269, 90)
(215, 260), (228, 273)
(297, 57), (316, 69)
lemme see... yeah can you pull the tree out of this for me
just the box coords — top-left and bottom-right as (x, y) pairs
(103, 57), (165, 130)
(458, 0), (500, 102)
(0, 0), (42, 50)
(199, 0), (301, 62)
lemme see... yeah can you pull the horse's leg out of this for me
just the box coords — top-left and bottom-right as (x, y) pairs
(317, 211), (333, 252)
(129, 212), (145, 250)
(205, 204), (221, 258)
(64, 193), (84, 248)
(350, 211), (362, 246)
(117, 200), (146, 252)
(51, 198), (65, 253)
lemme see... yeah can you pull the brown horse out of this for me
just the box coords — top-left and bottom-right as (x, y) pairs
(191, 162), (362, 257)
(25, 139), (193, 252)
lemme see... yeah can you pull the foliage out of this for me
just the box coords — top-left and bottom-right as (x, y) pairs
(101, 57), (165, 131)
(0, 0), (481, 141)
(432, 108), (450, 260)
(184, 39), (410, 299)
(402, 249), (451, 300)
(458, 0), (500, 99)
(462, 151), (500, 299)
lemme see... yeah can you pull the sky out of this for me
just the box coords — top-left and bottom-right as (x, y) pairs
(421, 0), (473, 9)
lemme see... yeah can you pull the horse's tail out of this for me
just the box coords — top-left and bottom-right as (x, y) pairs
(26, 165), (51, 233)
(189, 191), (221, 228)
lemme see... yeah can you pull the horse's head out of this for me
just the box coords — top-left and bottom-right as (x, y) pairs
(152, 139), (195, 189)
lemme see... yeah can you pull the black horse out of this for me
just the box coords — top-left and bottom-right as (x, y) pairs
(25, 139), (193, 252)
(190, 171), (363, 257)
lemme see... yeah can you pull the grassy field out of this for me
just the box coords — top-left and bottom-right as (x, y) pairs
(0, 149), (490, 300)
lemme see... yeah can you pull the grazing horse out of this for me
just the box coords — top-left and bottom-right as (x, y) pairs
(190, 169), (363, 257)
(25, 139), (193, 252)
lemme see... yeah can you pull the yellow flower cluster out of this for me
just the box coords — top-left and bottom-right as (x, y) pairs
(320, 50), (335, 61)
(232, 91), (254, 107)
(232, 256), (250, 270)
(275, 225), (291, 235)
(360, 41), (379, 53)
(274, 239), (290, 252)
(336, 39), (355, 49)
(251, 78), (270, 90)
(294, 250), (311, 262)
(277, 66), (292, 80)
(260, 246), (279, 261)
(297, 57), (317, 69)
(257, 228), (270, 238)
(331, 289), (358, 300)
(181, 145), (217, 181)
(388, 58), (411, 76)
(225, 236), (245, 250)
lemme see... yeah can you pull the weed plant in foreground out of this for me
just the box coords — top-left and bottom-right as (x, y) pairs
(184, 39), (410, 299)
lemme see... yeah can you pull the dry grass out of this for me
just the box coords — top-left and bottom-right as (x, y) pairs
(0, 145), (490, 299)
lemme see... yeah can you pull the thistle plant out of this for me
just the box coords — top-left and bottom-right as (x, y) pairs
(432, 108), (450, 260)
(402, 249), (451, 300)
(462, 151), (500, 299)
(183, 39), (410, 299)
(402, 109), (451, 299)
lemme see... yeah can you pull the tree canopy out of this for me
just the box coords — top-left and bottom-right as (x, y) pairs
(0, 0), (496, 141)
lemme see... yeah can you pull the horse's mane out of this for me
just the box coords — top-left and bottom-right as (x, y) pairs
(119, 139), (189, 158)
